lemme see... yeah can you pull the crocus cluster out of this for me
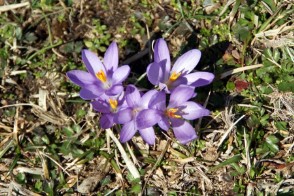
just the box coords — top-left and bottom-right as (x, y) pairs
(67, 39), (214, 145)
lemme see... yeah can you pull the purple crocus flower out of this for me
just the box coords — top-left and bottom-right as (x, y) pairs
(156, 85), (210, 144)
(67, 42), (130, 100)
(91, 92), (127, 129)
(115, 85), (163, 145)
(147, 38), (214, 93)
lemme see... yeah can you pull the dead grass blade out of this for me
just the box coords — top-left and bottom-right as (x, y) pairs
(217, 115), (246, 149)
(220, 64), (263, 79)
(0, 2), (30, 12)
(105, 128), (140, 179)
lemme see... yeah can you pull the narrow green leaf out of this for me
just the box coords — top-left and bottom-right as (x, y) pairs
(209, 154), (242, 172)
(261, 0), (277, 12)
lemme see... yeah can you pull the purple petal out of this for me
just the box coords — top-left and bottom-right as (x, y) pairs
(79, 85), (104, 100)
(154, 39), (170, 64)
(118, 98), (128, 110)
(183, 72), (214, 87)
(158, 116), (170, 131)
(149, 91), (166, 111)
(181, 101), (210, 120)
(116, 92), (126, 106)
(125, 85), (141, 107)
(91, 99), (110, 113)
(171, 49), (201, 74)
(115, 108), (133, 124)
(147, 62), (163, 85)
(82, 49), (106, 76)
(140, 90), (157, 109)
(171, 119), (197, 144)
(97, 93), (110, 101)
(169, 85), (195, 108)
(168, 76), (187, 90)
(106, 84), (123, 96)
(104, 42), (118, 72)
(138, 127), (155, 145)
(136, 109), (162, 129)
(100, 114), (114, 129)
(67, 70), (96, 87)
(158, 82), (170, 93)
(154, 38), (171, 81)
(120, 121), (137, 143)
(112, 65), (130, 84)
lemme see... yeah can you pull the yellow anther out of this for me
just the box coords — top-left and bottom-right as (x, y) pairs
(166, 108), (181, 119)
(96, 70), (107, 83)
(169, 72), (181, 82)
(109, 99), (118, 110)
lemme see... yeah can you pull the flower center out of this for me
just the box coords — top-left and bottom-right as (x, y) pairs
(109, 99), (118, 111)
(166, 108), (181, 119)
(169, 72), (181, 82)
(132, 107), (142, 118)
(96, 70), (107, 83)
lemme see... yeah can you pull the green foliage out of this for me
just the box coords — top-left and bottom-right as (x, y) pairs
(60, 41), (83, 54)
(84, 19), (111, 52)
(15, 173), (26, 184)
(34, 180), (43, 192)
(233, 19), (253, 43)
(256, 47), (294, 92)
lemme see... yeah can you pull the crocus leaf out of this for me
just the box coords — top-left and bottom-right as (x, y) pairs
(209, 154), (242, 172)
(261, 0), (277, 12)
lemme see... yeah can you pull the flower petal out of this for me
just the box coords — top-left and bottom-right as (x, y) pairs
(91, 99), (110, 113)
(158, 117), (170, 131)
(154, 38), (170, 65)
(120, 121), (137, 143)
(100, 114), (114, 129)
(140, 90), (157, 109)
(154, 38), (171, 81)
(82, 49), (106, 76)
(147, 62), (163, 85)
(115, 108), (133, 124)
(125, 85), (140, 107)
(171, 119), (197, 144)
(117, 95), (128, 109)
(181, 101), (210, 120)
(138, 127), (155, 145)
(112, 65), (130, 84)
(149, 90), (166, 111)
(106, 84), (123, 96)
(168, 76), (187, 90)
(66, 70), (96, 87)
(115, 91), (126, 106)
(79, 85), (104, 100)
(171, 49), (201, 74)
(183, 72), (214, 87)
(158, 82), (170, 93)
(97, 93), (110, 101)
(104, 42), (118, 72)
(169, 85), (196, 108)
(136, 109), (162, 129)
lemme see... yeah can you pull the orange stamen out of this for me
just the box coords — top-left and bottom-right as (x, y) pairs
(109, 99), (118, 110)
(96, 70), (107, 83)
(169, 72), (181, 82)
(166, 108), (181, 118)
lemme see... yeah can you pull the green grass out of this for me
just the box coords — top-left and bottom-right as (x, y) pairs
(0, 0), (293, 195)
